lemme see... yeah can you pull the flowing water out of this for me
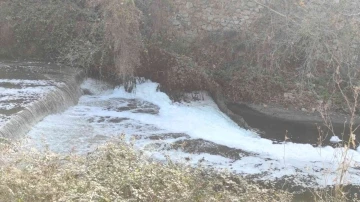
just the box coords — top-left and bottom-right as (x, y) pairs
(2, 61), (360, 197)
(0, 61), (84, 139)
(21, 78), (360, 191)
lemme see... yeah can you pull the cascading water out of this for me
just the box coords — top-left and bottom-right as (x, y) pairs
(2, 61), (360, 192)
(24, 78), (360, 190)
(0, 62), (84, 139)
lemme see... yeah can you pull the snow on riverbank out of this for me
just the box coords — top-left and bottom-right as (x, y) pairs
(25, 79), (360, 187)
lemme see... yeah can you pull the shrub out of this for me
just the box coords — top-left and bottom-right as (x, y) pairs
(0, 138), (292, 201)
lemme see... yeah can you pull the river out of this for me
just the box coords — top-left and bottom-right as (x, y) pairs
(2, 61), (360, 196)
(23, 78), (360, 190)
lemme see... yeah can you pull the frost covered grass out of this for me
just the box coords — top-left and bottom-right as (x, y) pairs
(0, 138), (292, 202)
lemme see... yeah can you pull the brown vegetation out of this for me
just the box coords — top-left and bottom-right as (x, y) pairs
(140, 0), (360, 112)
(0, 0), (142, 88)
(0, 138), (292, 202)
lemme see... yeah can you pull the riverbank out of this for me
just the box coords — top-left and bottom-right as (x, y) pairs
(0, 138), (293, 202)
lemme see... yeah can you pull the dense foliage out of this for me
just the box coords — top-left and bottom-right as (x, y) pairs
(0, 0), (142, 85)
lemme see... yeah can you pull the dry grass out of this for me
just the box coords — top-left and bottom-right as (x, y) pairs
(241, 0), (360, 107)
(0, 138), (292, 202)
(314, 66), (360, 201)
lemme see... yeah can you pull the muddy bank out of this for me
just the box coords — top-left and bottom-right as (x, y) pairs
(228, 103), (360, 147)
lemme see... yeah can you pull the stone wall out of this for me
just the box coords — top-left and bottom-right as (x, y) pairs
(170, 0), (265, 38)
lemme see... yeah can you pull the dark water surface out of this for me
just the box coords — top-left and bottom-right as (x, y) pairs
(229, 104), (360, 201)
(228, 103), (360, 148)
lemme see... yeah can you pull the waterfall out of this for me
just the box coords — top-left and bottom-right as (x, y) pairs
(0, 63), (85, 140)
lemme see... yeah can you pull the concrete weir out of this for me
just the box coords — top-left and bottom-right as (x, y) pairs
(0, 61), (84, 139)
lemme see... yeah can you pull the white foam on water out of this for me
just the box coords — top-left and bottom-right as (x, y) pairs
(0, 79), (56, 86)
(0, 79), (59, 127)
(0, 86), (54, 96)
(24, 79), (360, 187)
(81, 79), (114, 95)
(330, 136), (342, 143)
(0, 79), (58, 104)
(0, 115), (9, 125)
